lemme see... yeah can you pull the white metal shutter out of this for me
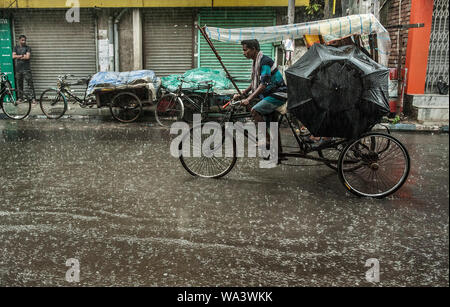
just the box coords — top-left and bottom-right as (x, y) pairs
(143, 8), (194, 77)
(13, 9), (96, 97)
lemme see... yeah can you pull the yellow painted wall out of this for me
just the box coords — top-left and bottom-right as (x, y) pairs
(1, 0), (309, 9)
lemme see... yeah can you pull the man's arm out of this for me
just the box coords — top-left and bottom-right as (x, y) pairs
(12, 51), (23, 60)
(233, 85), (252, 100)
(22, 52), (31, 60)
(245, 84), (266, 102)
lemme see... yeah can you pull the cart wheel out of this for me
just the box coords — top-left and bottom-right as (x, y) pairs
(1, 88), (32, 120)
(337, 132), (410, 198)
(39, 88), (68, 120)
(155, 93), (184, 127)
(179, 123), (237, 179)
(110, 92), (142, 123)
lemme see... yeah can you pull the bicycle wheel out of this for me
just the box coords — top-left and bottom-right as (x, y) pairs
(182, 93), (208, 123)
(338, 132), (410, 198)
(1, 88), (32, 120)
(110, 92), (142, 123)
(39, 88), (67, 119)
(179, 124), (237, 178)
(155, 93), (184, 127)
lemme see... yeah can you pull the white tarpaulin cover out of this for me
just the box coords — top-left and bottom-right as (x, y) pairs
(204, 14), (391, 66)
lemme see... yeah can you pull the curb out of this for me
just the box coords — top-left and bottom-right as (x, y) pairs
(374, 123), (449, 133)
(1, 113), (449, 133)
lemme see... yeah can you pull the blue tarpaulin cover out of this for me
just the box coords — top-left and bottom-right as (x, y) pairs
(87, 70), (160, 96)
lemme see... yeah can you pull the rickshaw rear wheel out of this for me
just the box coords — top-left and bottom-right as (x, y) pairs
(110, 91), (142, 123)
(337, 132), (410, 198)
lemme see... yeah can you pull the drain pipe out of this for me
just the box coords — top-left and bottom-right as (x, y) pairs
(108, 15), (114, 71)
(114, 8), (129, 72)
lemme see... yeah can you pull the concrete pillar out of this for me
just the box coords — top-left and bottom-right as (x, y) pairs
(132, 8), (143, 70)
(288, 0), (295, 24)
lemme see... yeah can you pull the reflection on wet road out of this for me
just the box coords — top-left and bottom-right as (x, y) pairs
(0, 120), (448, 286)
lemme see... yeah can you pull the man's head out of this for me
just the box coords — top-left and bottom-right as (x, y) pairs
(241, 39), (260, 59)
(18, 35), (27, 46)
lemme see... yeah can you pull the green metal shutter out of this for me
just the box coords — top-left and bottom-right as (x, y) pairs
(198, 8), (276, 89)
(0, 18), (15, 88)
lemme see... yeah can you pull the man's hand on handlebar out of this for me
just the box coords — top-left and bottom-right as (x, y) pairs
(240, 98), (250, 106)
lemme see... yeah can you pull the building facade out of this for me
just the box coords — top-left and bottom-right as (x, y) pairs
(0, 0), (308, 95)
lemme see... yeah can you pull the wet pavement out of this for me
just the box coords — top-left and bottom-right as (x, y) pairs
(0, 119), (448, 287)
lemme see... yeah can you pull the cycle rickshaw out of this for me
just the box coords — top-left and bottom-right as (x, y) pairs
(177, 14), (411, 199)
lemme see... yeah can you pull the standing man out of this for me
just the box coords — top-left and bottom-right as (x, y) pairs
(12, 35), (36, 103)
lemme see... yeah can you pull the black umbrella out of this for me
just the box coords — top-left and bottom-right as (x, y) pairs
(286, 44), (390, 138)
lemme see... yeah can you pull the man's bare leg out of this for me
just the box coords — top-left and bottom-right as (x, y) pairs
(251, 109), (271, 147)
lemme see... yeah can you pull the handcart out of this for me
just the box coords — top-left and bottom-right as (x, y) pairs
(39, 70), (161, 123)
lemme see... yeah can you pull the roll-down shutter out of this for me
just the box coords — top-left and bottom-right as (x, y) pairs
(143, 8), (194, 77)
(13, 9), (96, 97)
(199, 8), (276, 89)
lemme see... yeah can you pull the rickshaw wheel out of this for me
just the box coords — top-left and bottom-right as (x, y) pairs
(337, 132), (410, 198)
(179, 124), (237, 179)
(155, 93), (184, 127)
(110, 91), (142, 123)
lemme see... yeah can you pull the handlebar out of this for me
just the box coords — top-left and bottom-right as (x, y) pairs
(222, 99), (243, 109)
(57, 74), (92, 85)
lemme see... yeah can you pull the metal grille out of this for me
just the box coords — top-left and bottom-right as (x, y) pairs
(425, 0), (449, 94)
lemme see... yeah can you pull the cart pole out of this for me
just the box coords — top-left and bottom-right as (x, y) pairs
(197, 25), (242, 95)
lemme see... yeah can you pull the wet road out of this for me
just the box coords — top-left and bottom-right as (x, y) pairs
(0, 119), (448, 286)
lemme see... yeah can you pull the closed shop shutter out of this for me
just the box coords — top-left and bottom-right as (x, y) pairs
(143, 8), (194, 77)
(199, 8), (276, 89)
(425, 0), (449, 94)
(13, 9), (96, 97)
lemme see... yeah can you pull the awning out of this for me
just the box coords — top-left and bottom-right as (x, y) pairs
(204, 14), (391, 66)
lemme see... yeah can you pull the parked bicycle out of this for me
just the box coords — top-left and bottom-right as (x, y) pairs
(0, 72), (32, 120)
(154, 77), (190, 127)
(155, 77), (234, 126)
(39, 74), (94, 120)
(39, 74), (144, 123)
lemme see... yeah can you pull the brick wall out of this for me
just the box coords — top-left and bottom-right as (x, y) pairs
(383, 0), (411, 69)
